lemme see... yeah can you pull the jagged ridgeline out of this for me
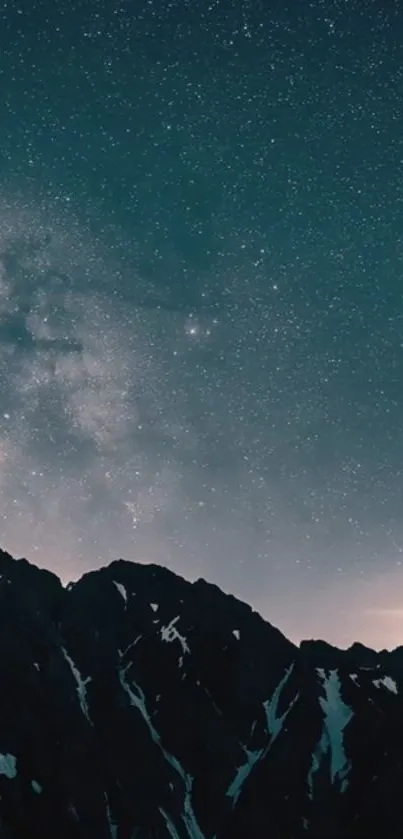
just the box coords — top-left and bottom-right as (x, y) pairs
(0, 548), (401, 838)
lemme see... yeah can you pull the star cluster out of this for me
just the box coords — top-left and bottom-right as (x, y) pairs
(0, 0), (402, 648)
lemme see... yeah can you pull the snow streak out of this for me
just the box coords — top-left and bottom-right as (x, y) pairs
(308, 668), (353, 798)
(119, 662), (207, 839)
(62, 647), (92, 724)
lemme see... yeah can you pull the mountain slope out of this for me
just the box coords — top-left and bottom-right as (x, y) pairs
(0, 548), (401, 838)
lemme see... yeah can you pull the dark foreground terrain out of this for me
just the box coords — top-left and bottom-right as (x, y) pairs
(0, 548), (401, 838)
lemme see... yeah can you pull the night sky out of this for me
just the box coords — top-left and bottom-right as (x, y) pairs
(0, 0), (402, 649)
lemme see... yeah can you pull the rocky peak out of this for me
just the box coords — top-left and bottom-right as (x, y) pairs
(0, 549), (401, 838)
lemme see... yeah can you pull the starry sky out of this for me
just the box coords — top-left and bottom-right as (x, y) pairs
(0, 0), (402, 650)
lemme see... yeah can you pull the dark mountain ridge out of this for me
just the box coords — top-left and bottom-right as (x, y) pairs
(0, 547), (401, 838)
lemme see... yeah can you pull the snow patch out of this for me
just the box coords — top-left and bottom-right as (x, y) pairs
(227, 663), (298, 811)
(226, 747), (262, 805)
(150, 602), (159, 612)
(160, 807), (182, 839)
(264, 662), (298, 744)
(62, 648), (92, 724)
(31, 779), (42, 794)
(204, 687), (222, 716)
(68, 802), (80, 821)
(308, 668), (353, 799)
(161, 616), (190, 656)
(119, 663), (206, 839)
(120, 635), (142, 659)
(112, 580), (127, 604)
(105, 793), (118, 839)
(349, 673), (359, 685)
(232, 629), (240, 640)
(0, 753), (17, 779)
(373, 675), (398, 694)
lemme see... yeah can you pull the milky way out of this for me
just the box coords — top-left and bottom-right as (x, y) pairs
(0, 0), (403, 649)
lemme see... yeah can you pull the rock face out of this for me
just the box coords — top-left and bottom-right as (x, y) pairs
(0, 548), (402, 838)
